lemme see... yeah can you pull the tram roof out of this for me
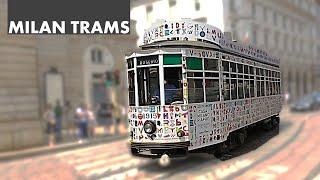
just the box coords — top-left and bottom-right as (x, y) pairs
(139, 19), (280, 67)
(126, 40), (280, 67)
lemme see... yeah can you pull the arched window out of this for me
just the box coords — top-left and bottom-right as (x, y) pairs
(91, 48), (103, 64)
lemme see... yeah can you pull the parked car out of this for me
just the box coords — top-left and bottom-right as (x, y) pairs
(290, 93), (320, 112)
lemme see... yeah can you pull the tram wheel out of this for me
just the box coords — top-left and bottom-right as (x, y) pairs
(214, 142), (227, 158)
(236, 130), (247, 146)
(272, 117), (280, 133)
(263, 118), (273, 131)
(272, 117), (280, 128)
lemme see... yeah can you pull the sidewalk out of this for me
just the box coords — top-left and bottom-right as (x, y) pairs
(0, 125), (128, 161)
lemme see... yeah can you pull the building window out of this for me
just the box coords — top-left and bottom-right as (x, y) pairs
(284, 34), (288, 50)
(282, 15), (286, 29)
(263, 7), (268, 22)
(252, 3), (256, 17)
(230, 0), (236, 11)
(299, 23), (303, 33)
(146, 5), (153, 21)
(91, 49), (103, 64)
(264, 30), (269, 48)
(273, 11), (277, 26)
(146, 5), (153, 14)
(169, 0), (177, 7)
(274, 32), (279, 48)
(252, 28), (257, 44)
(195, 0), (200, 11)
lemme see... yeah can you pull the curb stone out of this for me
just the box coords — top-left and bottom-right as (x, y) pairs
(0, 135), (127, 162)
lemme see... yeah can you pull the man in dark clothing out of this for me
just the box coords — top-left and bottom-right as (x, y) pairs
(54, 100), (63, 142)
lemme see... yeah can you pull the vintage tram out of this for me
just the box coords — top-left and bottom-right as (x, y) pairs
(126, 19), (282, 159)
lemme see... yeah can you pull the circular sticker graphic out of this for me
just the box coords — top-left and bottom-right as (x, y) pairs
(200, 31), (205, 37)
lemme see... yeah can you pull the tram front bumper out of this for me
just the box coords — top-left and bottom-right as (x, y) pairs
(130, 142), (189, 158)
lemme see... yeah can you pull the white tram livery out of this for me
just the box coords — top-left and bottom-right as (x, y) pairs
(126, 19), (282, 158)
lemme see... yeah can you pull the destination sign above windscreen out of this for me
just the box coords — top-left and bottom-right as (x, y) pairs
(137, 55), (159, 66)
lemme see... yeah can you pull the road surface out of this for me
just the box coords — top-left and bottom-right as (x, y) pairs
(1, 110), (319, 180)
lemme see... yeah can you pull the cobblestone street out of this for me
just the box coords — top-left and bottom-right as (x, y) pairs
(1, 110), (319, 179)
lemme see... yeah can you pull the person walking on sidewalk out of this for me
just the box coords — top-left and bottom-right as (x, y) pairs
(75, 103), (89, 143)
(43, 104), (56, 147)
(54, 100), (63, 142)
(87, 105), (96, 138)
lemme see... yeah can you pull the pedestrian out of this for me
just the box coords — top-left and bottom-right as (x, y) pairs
(75, 103), (88, 143)
(97, 103), (112, 135)
(54, 100), (63, 142)
(113, 104), (122, 135)
(43, 104), (56, 147)
(87, 105), (96, 138)
(65, 101), (76, 138)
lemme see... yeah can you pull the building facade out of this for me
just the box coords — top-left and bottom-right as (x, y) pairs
(0, 0), (138, 151)
(131, 0), (320, 102)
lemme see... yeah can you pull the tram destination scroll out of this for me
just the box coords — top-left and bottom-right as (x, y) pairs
(137, 56), (159, 66)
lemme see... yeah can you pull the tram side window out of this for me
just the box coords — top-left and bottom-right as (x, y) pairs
(188, 79), (204, 103)
(244, 65), (249, 74)
(128, 71), (135, 106)
(274, 81), (278, 95)
(164, 67), (183, 105)
(238, 64), (243, 73)
(187, 57), (203, 70)
(237, 64), (244, 99)
(244, 80), (250, 98)
(137, 67), (160, 106)
(261, 79), (265, 96)
(222, 61), (229, 71)
(238, 79), (244, 99)
(230, 62), (237, 73)
(267, 70), (272, 95)
(204, 59), (219, 71)
(223, 78), (231, 100)
(257, 81), (261, 97)
(261, 69), (265, 96)
(231, 79), (237, 99)
(265, 79), (269, 96)
(205, 79), (220, 102)
(250, 80), (255, 97)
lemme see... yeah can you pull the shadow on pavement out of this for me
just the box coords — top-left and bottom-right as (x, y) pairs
(224, 120), (292, 159)
(137, 120), (292, 177)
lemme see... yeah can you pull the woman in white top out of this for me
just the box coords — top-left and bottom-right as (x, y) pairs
(43, 104), (56, 147)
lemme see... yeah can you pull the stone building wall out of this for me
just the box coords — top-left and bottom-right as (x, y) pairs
(0, 0), (43, 151)
(0, 0), (138, 151)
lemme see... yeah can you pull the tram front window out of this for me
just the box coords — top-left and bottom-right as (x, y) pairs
(137, 67), (160, 106)
(128, 71), (135, 106)
(164, 67), (183, 105)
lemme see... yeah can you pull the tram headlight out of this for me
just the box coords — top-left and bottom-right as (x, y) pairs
(143, 121), (156, 134)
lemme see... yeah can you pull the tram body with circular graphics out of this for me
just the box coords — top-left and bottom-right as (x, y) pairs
(126, 19), (282, 158)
